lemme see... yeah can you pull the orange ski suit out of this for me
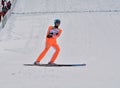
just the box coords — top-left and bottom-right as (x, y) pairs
(36, 26), (62, 63)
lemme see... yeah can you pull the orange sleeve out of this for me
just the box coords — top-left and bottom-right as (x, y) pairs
(53, 29), (62, 39)
(56, 29), (62, 38)
(46, 26), (53, 35)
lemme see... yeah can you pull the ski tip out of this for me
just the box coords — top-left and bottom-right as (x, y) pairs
(72, 64), (86, 66)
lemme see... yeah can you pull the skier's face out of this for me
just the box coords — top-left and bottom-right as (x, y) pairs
(55, 23), (60, 27)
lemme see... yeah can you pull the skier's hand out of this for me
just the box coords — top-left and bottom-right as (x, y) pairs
(56, 33), (58, 35)
(47, 34), (53, 38)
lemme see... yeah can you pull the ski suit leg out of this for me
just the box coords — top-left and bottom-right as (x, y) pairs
(36, 42), (51, 62)
(49, 43), (60, 63)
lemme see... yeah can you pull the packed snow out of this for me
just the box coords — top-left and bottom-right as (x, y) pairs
(0, 0), (120, 88)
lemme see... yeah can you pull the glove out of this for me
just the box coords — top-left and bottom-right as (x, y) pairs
(56, 33), (58, 35)
(47, 34), (53, 38)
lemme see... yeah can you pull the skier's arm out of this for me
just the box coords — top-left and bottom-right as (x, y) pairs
(54, 29), (62, 38)
(46, 26), (53, 38)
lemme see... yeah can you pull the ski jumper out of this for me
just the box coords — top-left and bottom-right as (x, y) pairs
(36, 26), (62, 63)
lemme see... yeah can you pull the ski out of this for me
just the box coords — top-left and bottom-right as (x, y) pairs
(24, 63), (86, 67)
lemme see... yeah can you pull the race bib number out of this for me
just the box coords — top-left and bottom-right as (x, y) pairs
(49, 28), (59, 36)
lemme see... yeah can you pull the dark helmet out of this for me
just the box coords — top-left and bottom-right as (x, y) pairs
(54, 19), (61, 24)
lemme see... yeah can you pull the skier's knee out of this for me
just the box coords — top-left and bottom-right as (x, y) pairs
(56, 47), (60, 52)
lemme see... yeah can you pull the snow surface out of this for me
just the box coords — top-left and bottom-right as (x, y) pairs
(0, 0), (120, 88)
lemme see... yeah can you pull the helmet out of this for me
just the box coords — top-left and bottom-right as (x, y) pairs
(54, 19), (61, 24)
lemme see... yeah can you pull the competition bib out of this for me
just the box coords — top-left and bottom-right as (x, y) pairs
(49, 28), (59, 36)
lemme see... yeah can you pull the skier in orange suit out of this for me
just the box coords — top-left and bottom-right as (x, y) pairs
(34, 19), (62, 65)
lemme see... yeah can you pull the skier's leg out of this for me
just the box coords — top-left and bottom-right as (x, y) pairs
(36, 43), (51, 62)
(49, 43), (60, 63)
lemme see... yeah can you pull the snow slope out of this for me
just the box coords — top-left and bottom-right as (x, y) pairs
(0, 0), (120, 88)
